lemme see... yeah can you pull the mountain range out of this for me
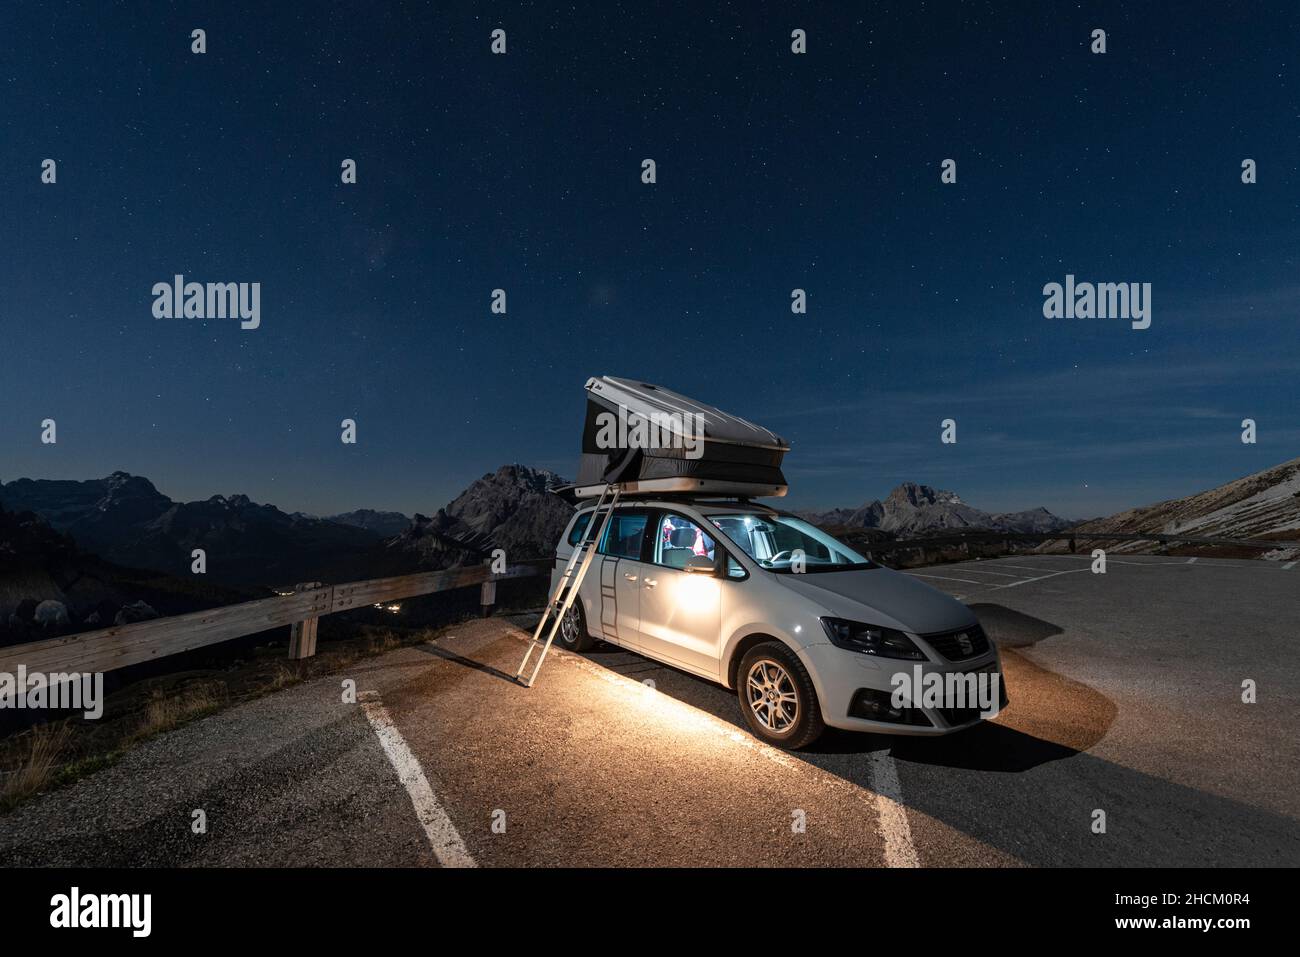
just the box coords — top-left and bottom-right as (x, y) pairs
(0, 464), (574, 594)
(802, 482), (1073, 536)
(0, 465), (574, 640)
(5, 457), (1295, 633)
(0, 472), (383, 586)
(325, 508), (413, 538)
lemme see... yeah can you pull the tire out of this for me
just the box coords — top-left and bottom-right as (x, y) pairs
(555, 595), (596, 652)
(737, 641), (825, 749)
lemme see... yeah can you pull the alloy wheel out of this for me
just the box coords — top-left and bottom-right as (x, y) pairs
(746, 659), (799, 732)
(559, 603), (581, 645)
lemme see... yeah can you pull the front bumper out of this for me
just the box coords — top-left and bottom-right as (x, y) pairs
(797, 641), (1007, 736)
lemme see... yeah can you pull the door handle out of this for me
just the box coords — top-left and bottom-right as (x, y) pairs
(643, 578), (658, 588)
(624, 573), (638, 582)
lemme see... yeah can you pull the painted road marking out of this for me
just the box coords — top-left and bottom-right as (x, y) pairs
(867, 750), (920, 868)
(943, 567), (1026, 578)
(965, 561), (1081, 573)
(1021, 554), (1245, 568)
(359, 690), (477, 868)
(991, 567), (1093, 589)
(1186, 557), (1198, 564)
(1284, 561), (1298, 570)
(904, 572), (987, 585)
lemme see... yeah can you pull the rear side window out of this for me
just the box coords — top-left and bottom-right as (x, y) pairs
(653, 513), (717, 569)
(567, 512), (593, 546)
(599, 512), (650, 559)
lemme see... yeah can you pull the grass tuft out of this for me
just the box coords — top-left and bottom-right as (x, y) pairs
(0, 720), (74, 811)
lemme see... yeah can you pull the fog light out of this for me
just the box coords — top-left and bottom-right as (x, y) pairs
(848, 688), (932, 726)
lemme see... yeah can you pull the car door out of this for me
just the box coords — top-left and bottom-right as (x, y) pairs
(636, 511), (724, 679)
(586, 507), (652, 650)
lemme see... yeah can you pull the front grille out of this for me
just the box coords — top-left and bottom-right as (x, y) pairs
(924, 624), (990, 662)
(937, 673), (1008, 726)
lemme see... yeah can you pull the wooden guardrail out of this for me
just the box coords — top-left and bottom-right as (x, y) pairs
(0, 562), (548, 676)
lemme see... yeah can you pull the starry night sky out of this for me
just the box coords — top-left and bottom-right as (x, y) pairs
(2, 1), (1297, 519)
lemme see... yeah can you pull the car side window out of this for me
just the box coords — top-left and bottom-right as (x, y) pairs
(652, 513), (719, 570)
(567, 512), (592, 546)
(598, 511), (650, 559)
(564, 514), (595, 546)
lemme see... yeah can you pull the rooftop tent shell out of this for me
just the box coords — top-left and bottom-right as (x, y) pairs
(572, 376), (791, 499)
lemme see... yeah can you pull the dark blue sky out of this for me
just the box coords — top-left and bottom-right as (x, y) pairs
(2, 1), (1297, 519)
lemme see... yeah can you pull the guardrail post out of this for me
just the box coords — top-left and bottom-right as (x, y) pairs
(289, 581), (324, 659)
(479, 561), (497, 618)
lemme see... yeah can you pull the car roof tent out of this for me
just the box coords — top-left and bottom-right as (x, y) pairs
(572, 376), (790, 499)
(519, 378), (789, 688)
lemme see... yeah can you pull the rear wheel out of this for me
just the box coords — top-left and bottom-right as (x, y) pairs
(556, 596), (596, 652)
(737, 641), (825, 749)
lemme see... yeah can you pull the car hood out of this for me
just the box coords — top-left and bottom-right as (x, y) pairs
(775, 566), (977, 635)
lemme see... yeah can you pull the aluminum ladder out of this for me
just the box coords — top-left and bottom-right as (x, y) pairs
(515, 483), (622, 687)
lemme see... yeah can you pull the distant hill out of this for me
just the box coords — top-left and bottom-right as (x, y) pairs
(803, 482), (1073, 536)
(1054, 457), (1300, 560)
(327, 508), (412, 538)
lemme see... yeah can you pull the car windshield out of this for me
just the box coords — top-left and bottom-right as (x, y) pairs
(704, 512), (874, 574)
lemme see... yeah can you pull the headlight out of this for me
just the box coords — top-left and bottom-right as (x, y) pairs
(820, 617), (926, 660)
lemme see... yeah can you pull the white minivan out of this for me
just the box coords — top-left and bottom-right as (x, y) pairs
(552, 498), (1006, 749)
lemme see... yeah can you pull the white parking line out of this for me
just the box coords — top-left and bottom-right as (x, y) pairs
(359, 691), (477, 868)
(991, 567), (1093, 589)
(941, 567), (1027, 578)
(904, 572), (987, 585)
(963, 561), (1076, 573)
(867, 751), (920, 868)
(1018, 553), (1244, 568)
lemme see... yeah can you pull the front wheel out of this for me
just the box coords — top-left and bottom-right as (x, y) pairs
(556, 596), (595, 652)
(737, 641), (825, 749)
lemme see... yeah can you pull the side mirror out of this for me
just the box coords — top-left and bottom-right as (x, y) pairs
(684, 555), (715, 575)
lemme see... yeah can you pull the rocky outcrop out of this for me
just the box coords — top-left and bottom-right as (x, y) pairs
(33, 600), (70, 628)
(114, 601), (159, 626)
(1056, 457), (1300, 559)
(386, 465), (573, 569)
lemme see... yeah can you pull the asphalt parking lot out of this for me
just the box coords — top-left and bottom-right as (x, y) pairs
(2, 554), (1296, 867)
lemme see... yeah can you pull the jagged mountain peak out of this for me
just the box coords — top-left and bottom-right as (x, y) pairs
(886, 482), (964, 508)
